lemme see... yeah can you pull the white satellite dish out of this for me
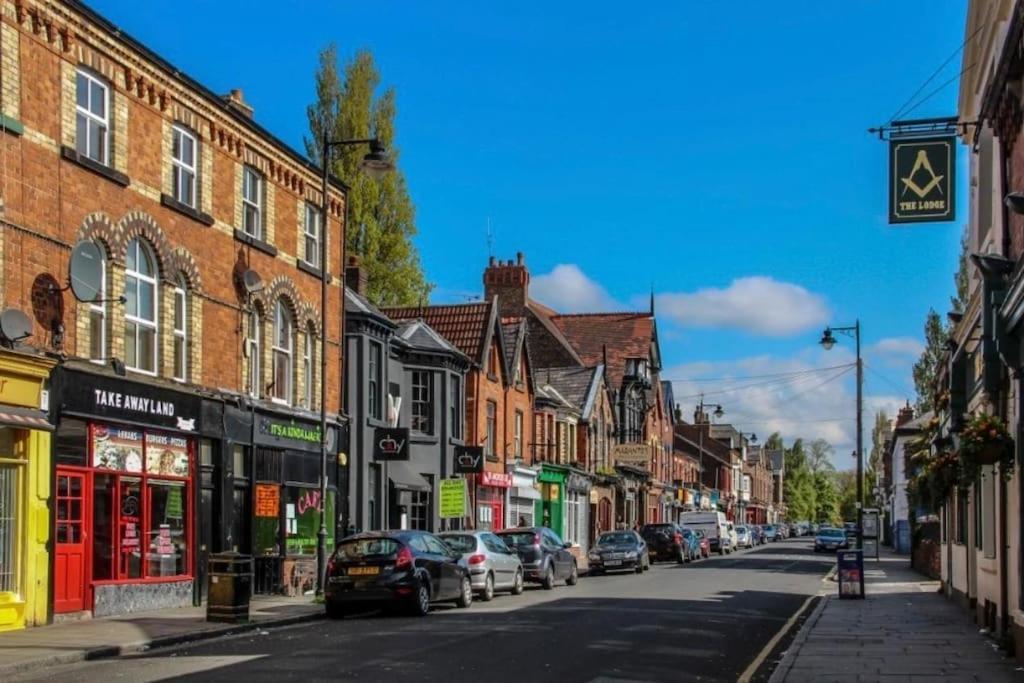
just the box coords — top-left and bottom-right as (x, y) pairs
(69, 241), (104, 302)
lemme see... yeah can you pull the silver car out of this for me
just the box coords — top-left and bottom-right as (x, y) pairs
(440, 531), (524, 601)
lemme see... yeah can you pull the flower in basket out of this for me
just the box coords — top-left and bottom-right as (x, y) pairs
(959, 412), (1015, 481)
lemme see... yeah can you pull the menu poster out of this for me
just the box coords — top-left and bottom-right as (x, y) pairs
(92, 424), (144, 473)
(156, 524), (173, 555)
(145, 432), (190, 477)
(255, 484), (280, 518)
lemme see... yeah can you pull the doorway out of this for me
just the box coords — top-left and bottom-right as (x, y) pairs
(54, 469), (88, 613)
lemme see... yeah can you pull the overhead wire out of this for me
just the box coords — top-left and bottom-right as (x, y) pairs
(663, 363), (853, 383)
(671, 363), (856, 402)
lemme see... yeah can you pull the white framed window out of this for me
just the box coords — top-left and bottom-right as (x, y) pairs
(88, 243), (106, 363)
(172, 277), (187, 382)
(171, 125), (197, 208)
(272, 300), (293, 404)
(303, 203), (321, 268)
(246, 309), (261, 398)
(124, 239), (158, 374)
(303, 329), (314, 408)
(75, 69), (109, 164)
(242, 166), (263, 238)
(514, 410), (523, 459)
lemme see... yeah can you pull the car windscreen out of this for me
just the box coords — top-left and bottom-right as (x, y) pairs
(334, 538), (401, 560)
(764, 525), (775, 531)
(820, 529), (845, 538)
(735, 526), (748, 533)
(498, 532), (537, 547)
(440, 534), (477, 553)
(597, 532), (635, 546)
(641, 524), (674, 537)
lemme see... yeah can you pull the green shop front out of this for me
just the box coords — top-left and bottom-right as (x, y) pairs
(537, 465), (566, 538)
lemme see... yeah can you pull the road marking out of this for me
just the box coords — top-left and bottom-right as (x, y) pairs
(736, 591), (817, 683)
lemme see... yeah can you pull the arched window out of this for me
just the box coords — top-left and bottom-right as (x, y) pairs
(172, 276), (187, 381)
(303, 327), (314, 408)
(247, 308), (261, 398)
(89, 242), (106, 363)
(272, 300), (293, 404)
(124, 238), (158, 374)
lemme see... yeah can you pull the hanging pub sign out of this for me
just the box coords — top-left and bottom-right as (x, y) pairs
(373, 427), (409, 461)
(889, 135), (956, 224)
(453, 445), (484, 474)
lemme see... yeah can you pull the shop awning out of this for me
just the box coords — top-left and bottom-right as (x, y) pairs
(387, 461), (431, 492)
(511, 486), (541, 501)
(0, 405), (53, 431)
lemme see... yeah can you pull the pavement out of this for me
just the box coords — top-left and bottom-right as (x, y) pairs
(771, 546), (1024, 682)
(7, 539), (834, 682)
(0, 594), (323, 679)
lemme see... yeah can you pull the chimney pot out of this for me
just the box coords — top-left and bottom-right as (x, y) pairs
(517, 252), (524, 265)
(345, 257), (368, 296)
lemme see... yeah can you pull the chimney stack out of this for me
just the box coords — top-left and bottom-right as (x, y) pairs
(483, 252), (530, 318)
(345, 255), (368, 296)
(896, 401), (915, 427)
(223, 89), (254, 119)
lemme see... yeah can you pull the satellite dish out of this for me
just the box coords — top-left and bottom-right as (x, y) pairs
(69, 241), (104, 302)
(242, 269), (264, 294)
(0, 308), (32, 343)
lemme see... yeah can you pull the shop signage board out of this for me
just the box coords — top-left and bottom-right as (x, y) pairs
(145, 432), (190, 477)
(453, 445), (484, 474)
(889, 136), (956, 224)
(612, 443), (650, 467)
(61, 369), (201, 432)
(92, 425), (144, 472)
(255, 414), (336, 453)
(373, 427), (410, 461)
(255, 483), (280, 518)
(837, 549), (865, 599)
(480, 471), (512, 488)
(439, 478), (467, 519)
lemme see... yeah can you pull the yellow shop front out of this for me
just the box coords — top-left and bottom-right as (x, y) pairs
(0, 349), (55, 632)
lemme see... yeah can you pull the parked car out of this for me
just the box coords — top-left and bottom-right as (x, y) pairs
(814, 527), (850, 552)
(641, 523), (689, 563)
(439, 531), (524, 601)
(843, 521), (858, 541)
(325, 531), (473, 618)
(763, 524), (778, 542)
(694, 529), (712, 558)
(588, 530), (650, 574)
(734, 525), (753, 549)
(680, 527), (702, 560)
(497, 527), (578, 589)
(751, 525), (766, 545)
(680, 511), (733, 555)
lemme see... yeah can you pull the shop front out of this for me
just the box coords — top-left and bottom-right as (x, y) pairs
(51, 366), (201, 618)
(507, 464), (540, 528)
(475, 471), (511, 531)
(0, 349), (56, 632)
(563, 470), (592, 553)
(590, 475), (618, 541)
(537, 465), (566, 537)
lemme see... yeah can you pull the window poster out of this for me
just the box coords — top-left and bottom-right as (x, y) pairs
(93, 424), (144, 473)
(145, 431), (190, 477)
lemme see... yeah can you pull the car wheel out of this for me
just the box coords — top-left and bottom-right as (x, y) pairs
(644, 557), (651, 571)
(325, 601), (345, 619)
(481, 572), (495, 602)
(511, 569), (525, 595)
(566, 562), (579, 586)
(676, 549), (686, 565)
(409, 581), (430, 617)
(542, 563), (555, 590)
(456, 577), (473, 608)
(719, 546), (726, 556)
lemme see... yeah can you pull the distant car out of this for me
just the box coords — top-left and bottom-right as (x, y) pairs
(680, 528), (702, 560)
(588, 530), (650, 574)
(763, 524), (778, 542)
(497, 527), (578, 589)
(325, 531), (473, 618)
(641, 523), (689, 563)
(843, 522), (858, 541)
(439, 531), (524, 601)
(694, 529), (712, 558)
(814, 527), (850, 552)
(734, 525), (753, 549)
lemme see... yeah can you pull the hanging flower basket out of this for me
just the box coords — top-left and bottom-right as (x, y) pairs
(959, 413), (1015, 480)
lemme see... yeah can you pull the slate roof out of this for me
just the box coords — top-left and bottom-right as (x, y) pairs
(501, 319), (523, 372)
(345, 289), (393, 325)
(767, 449), (785, 473)
(394, 320), (467, 361)
(381, 300), (494, 363)
(675, 423), (732, 465)
(551, 312), (655, 387)
(538, 366), (598, 411)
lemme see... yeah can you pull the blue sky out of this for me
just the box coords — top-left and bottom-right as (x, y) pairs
(89, 0), (968, 463)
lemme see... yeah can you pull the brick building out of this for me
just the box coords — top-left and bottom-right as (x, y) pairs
(0, 0), (346, 627)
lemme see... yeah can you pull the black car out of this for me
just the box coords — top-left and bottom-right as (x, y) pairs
(640, 523), (689, 564)
(497, 527), (578, 589)
(325, 530), (473, 618)
(588, 531), (650, 574)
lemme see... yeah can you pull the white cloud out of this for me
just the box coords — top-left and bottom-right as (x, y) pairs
(656, 277), (830, 337)
(869, 336), (924, 360)
(531, 264), (621, 313)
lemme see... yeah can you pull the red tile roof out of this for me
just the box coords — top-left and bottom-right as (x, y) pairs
(551, 312), (654, 387)
(380, 301), (493, 362)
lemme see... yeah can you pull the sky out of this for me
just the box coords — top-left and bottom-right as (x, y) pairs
(88, 0), (969, 466)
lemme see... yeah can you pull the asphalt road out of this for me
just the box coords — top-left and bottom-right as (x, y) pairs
(20, 538), (834, 683)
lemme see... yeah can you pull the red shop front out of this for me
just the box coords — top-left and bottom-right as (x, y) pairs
(475, 471), (511, 531)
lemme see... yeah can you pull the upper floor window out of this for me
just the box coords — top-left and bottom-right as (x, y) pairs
(369, 341), (383, 421)
(485, 400), (497, 458)
(242, 166), (264, 238)
(514, 410), (523, 459)
(124, 239), (158, 374)
(89, 243), (107, 363)
(76, 69), (109, 164)
(450, 375), (462, 439)
(171, 125), (197, 208)
(272, 300), (293, 404)
(247, 309), (261, 398)
(303, 328), (314, 409)
(172, 277), (187, 381)
(304, 203), (321, 268)
(488, 345), (498, 377)
(411, 370), (433, 434)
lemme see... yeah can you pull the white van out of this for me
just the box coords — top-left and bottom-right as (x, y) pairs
(680, 511), (733, 555)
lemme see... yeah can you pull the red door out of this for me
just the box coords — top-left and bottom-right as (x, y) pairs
(55, 470), (88, 613)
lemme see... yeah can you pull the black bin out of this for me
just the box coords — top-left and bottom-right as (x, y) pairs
(207, 552), (253, 622)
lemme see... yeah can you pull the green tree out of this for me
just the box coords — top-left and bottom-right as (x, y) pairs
(306, 46), (431, 306)
(813, 470), (840, 524)
(951, 226), (970, 314)
(912, 309), (948, 413)
(865, 411), (890, 508)
(835, 470), (858, 522)
(783, 439), (817, 522)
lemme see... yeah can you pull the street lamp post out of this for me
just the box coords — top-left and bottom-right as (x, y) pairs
(695, 396), (724, 507)
(316, 134), (394, 598)
(819, 321), (863, 550)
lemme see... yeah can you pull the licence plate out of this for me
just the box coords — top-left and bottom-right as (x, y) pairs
(347, 566), (380, 576)
(606, 560), (622, 566)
